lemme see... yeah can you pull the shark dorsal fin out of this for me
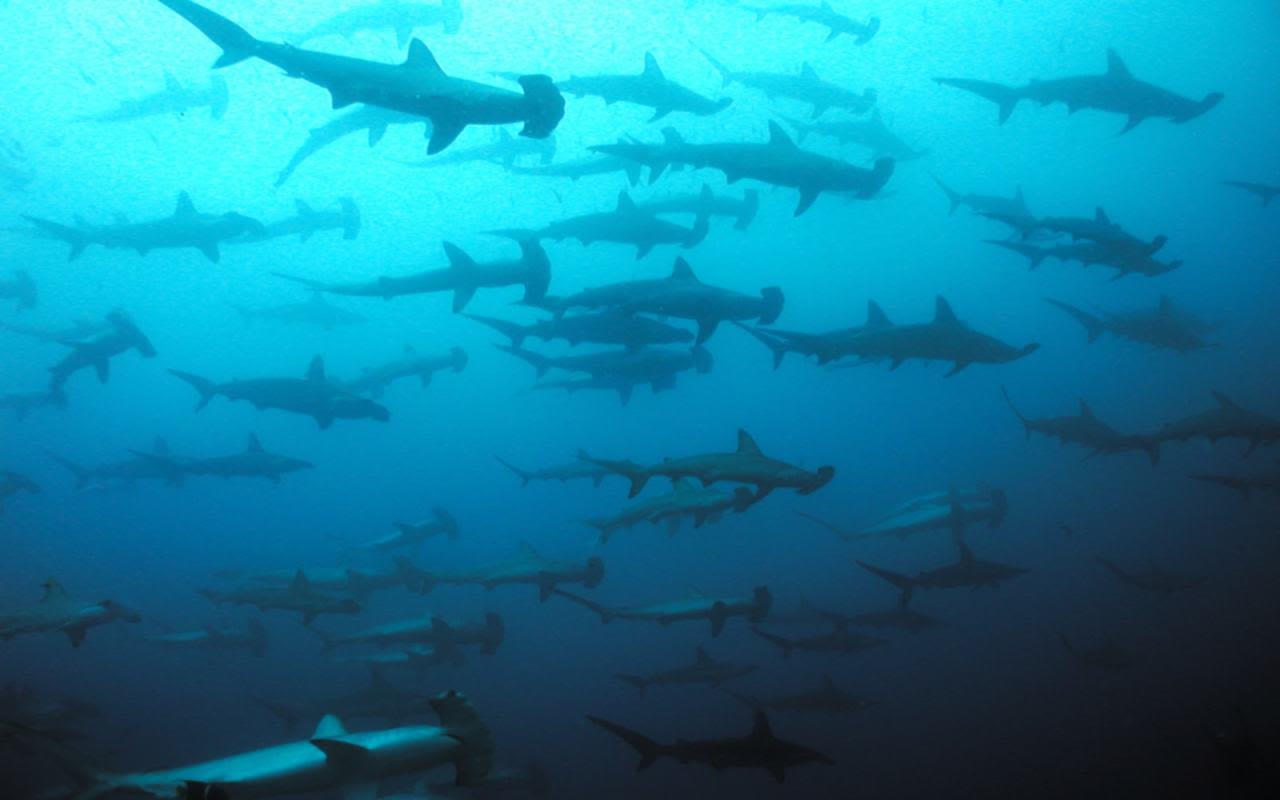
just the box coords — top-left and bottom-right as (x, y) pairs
(866, 300), (892, 327)
(404, 39), (445, 73)
(956, 539), (975, 563)
(163, 70), (181, 91)
(1105, 49), (1132, 81)
(154, 437), (170, 455)
(616, 191), (638, 214)
(305, 355), (326, 382)
(1211, 390), (1239, 410)
(1078, 400), (1095, 419)
(40, 579), (69, 603)
(517, 541), (542, 560)
(670, 257), (699, 282)
(643, 52), (664, 80)
(673, 479), (697, 494)
(767, 121), (797, 150)
(246, 433), (263, 453)
(175, 192), (197, 218)
(1094, 207), (1110, 224)
(695, 646), (712, 664)
(661, 127), (685, 146)
(442, 241), (477, 271)
(736, 429), (763, 455)
(289, 570), (310, 595)
(294, 199), (316, 217)
(750, 711), (775, 740)
(933, 297), (960, 326)
(800, 62), (818, 80)
(312, 714), (348, 738)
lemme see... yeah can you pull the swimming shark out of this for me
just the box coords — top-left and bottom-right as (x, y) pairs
(582, 478), (757, 541)
(616, 647), (758, 694)
(741, 1), (880, 44)
(200, 570), (364, 624)
(0, 389), (64, 421)
(785, 110), (927, 160)
(592, 123), (894, 215)
(1191, 467), (1280, 500)
(169, 355), (390, 429)
(294, 0), (464, 47)
(356, 507), (460, 551)
(1156, 392), (1280, 455)
(531, 371), (707, 406)
(1222, 180), (1280, 207)
(698, 49), (877, 117)
(490, 190), (710, 259)
(832, 296), (1039, 376)
(276, 105), (428, 187)
(1046, 297), (1214, 352)
(936, 49), (1223, 133)
(559, 53), (733, 121)
(0, 684), (100, 742)
(0, 270), (36, 309)
(726, 676), (874, 716)
(50, 437), (186, 491)
(24, 191), (263, 262)
(19, 690), (495, 798)
(466, 309), (694, 351)
(275, 239), (551, 311)
(933, 176), (1031, 218)
(587, 429), (834, 500)
(0, 317), (113, 344)
(1095, 557), (1204, 594)
(0, 579), (140, 647)
(342, 346), (468, 399)
(753, 624), (887, 658)
(318, 612), (505, 657)
(500, 344), (714, 397)
(144, 618), (269, 657)
(155, 0), (562, 154)
(737, 301), (893, 368)
(635, 185), (761, 231)
(836, 486), (1009, 541)
(48, 311), (157, 391)
(988, 237), (1180, 279)
(392, 128), (556, 170)
(856, 538), (1028, 602)
(1002, 387), (1161, 465)
(1059, 632), (1131, 671)
(420, 544), (604, 601)
(495, 456), (614, 488)
(554, 585), (772, 637)
(78, 71), (229, 122)
(0, 470), (40, 513)
(138, 433), (315, 483)
(586, 710), (832, 783)
(509, 150), (643, 186)
(217, 558), (423, 600)
(232, 198), (362, 244)
(230, 293), (369, 331)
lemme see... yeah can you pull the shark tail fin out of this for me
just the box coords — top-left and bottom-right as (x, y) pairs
(585, 715), (663, 770)
(168, 369), (218, 411)
(752, 626), (795, 658)
(580, 452), (650, 498)
(516, 74), (565, 140)
(431, 691), (495, 786)
(855, 559), (916, 603)
(734, 323), (790, 370)
(1045, 298), (1104, 342)
(1000, 387), (1033, 438)
(934, 78), (1022, 124)
(931, 176), (963, 214)
(434, 506), (461, 539)
(48, 453), (92, 490)
(157, 0), (262, 68)
(339, 198), (362, 240)
(22, 216), (90, 261)
(495, 456), (533, 487)
(615, 674), (648, 694)
(696, 46), (734, 87)
(736, 189), (761, 231)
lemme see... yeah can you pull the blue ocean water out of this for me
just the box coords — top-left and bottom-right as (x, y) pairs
(2, 0), (1278, 797)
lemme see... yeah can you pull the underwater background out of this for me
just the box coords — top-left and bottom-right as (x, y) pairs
(2, 0), (1279, 797)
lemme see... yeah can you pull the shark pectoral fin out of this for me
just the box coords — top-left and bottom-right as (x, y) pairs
(635, 243), (654, 259)
(944, 361), (969, 377)
(427, 108), (468, 155)
(367, 123), (389, 147)
(1118, 115), (1145, 135)
(93, 357), (111, 383)
(328, 89), (361, 110)
(197, 241), (222, 262)
(768, 764), (788, 783)
(794, 187), (821, 216)
(649, 107), (671, 122)
(452, 284), (478, 313)
(64, 626), (87, 647)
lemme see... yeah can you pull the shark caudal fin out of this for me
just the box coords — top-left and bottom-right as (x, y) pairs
(518, 239), (553, 301)
(22, 216), (91, 261)
(494, 456), (534, 486)
(1045, 298), (1105, 342)
(734, 323), (792, 370)
(585, 715), (664, 770)
(855, 559), (916, 603)
(518, 75), (566, 140)
(465, 314), (531, 347)
(168, 369), (219, 411)
(1175, 92), (1224, 124)
(932, 175), (964, 214)
(615, 674), (649, 694)
(934, 78), (1023, 124)
(155, 0), (262, 69)
(986, 239), (1049, 269)
(578, 450), (650, 497)
(736, 188), (761, 231)
(1000, 387), (1033, 438)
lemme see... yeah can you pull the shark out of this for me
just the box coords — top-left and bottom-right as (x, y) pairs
(1059, 632), (1132, 671)
(501, 344), (714, 402)
(741, 1), (881, 44)
(982, 206), (1149, 246)
(48, 311), (157, 391)
(318, 612), (505, 658)
(24, 191), (263, 262)
(635, 185), (761, 231)
(1046, 297), (1214, 352)
(275, 105), (428, 187)
(530, 371), (708, 406)
(275, 239), (551, 311)
(856, 537), (1028, 602)
(217, 557), (423, 600)
(422, 763), (551, 799)
(1156, 391), (1280, 455)
(582, 479), (757, 542)
(50, 438), (187, 491)
(0, 684), (100, 742)
(342, 346), (468, 398)
(0, 389), (64, 421)
(230, 293), (368, 331)
(587, 429), (834, 500)
(78, 71), (229, 122)
(554, 584), (772, 637)
(616, 647), (758, 694)
(0, 470), (40, 513)
(753, 624), (887, 658)
(139, 433), (315, 483)
(737, 301), (895, 368)
(144, 618), (269, 657)
(393, 128), (556, 170)
(18, 690), (495, 798)
(0, 270), (36, 309)
(726, 676), (875, 716)
(232, 198), (362, 244)
(559, 53), (733, 121)
(466, 309), (694, 352)
(936, 49), (1223, 133)
(1191, 467), (1280, 500)
(356, 507), (460, 551)
(490, 190), (710, 259)
(0, 579), (140, 647)
(933, 176), (1031, 218)
(495, 456), (614, 488)
(1095, 557), (1204, 594)
(988, 237), (1180, 279)
(509, 150), (643, 186)
(294, 0), (465, 47)
(200, 570), (364, 624)
(1222, 180), (1280, 207)
(1003, 387), (1161, 465)
(586, 710), (833, 783)
(823, 486), (1009, 541)
(419, 545), (605, 601)
(169, 355), (390, 429)
(0, 316), (114, 344)
(830, 296), (1039, 376)
(592, 123), (894, 215)
(786, 110), (927, 159)
(698, 49), (877, 117)
(154, 0), (562, 154)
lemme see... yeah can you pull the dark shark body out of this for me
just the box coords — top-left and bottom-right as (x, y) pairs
(753, 624), (887, 658)
(742, 1), (880, 44)
(358, 507), (460, 551)
(276, 105), (427, 187)
(495, 456), (614, 488)
(420, 545), (604, 601)
(555, 585), (771, 637)
(232, 198), (361, 244)
(50, 438), (186, 491)
(466, 309), (693, 352)
(727, 676), (874, 716)
(344, 346), (468, 397)
(933, 176), (1030, 218)
(231, 293), (368, 331)
(0, 389), (64, 421)
(786, 110), (925, 159)
(200, 570), (363, 624)
(320, 612), (504, 658)
(1003, 388), (1161, 465)
(560, 53), (732, 121)
(1046, 297), (1213, 352)
(295, 0), (464, 47)
(699, 49), (876, 117)
(635, 185), (760, 231)
(48, 312), (157, 391)
(738, 300), (894, 368)
(857, 538), (1028, 602)
(144, 619), (268, 657)
(615, 647), (757, 694)
(1191, 467), (1280, 500)
(509, 151), (643, 186)
(503, 343), (713, 404)
(141, 433), (314, 483)
(583, 479), (756, 541)
(1095, 557), (1204, 594)
(0, 470), (40, 513)
(989, 236), (1179, 279)
(0, 579), (140, 647)
(491, 190), (709, 259)
(79, 71), (229, 122)
(1157, 392), (1280, 455)
(1222, 180), (1280, 207)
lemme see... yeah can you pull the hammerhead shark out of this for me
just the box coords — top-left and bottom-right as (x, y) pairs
(559, 53), (733, 120)
(753, 624), (887, 658)
(937, 49), (1223, 134)
(318, 612), (505, 658)
(78, 71), (229, 122)
(1046, 297), (1215, 352)
(465, 309), (693, 352)
(1003, 387), (1162, 465)
(857, 537), (1028, 602)
(200, 569), (363, 624)
(232, 198), (361, 244)
(275, 105), (428, 187)
(229, 293), (367, 331)
(1156, 391), (1280, 455)
(786, 110), (927, 159)
(555, 585), (772, 637)
(144, 618), (269, 657)
(0, 470), (40, 513)
(136, 433), (315, 483)
(737, 301), (895, 368)
(1222, 180), (1280, 207)
(354, 507), (460, 551)
(495, 456), (614, 488)
(48, 311), (156, 391)
(1095, 557), (1204, 594)
(419, 544), (605, 601)
(0, 579), (140, 647)
(343, 346), (468, 397)
(698, 48), (877, 117)
(727, 675), (875, 716)
(392, 127), (556, 170)
(741, 1), (880, 44)
(294, 0), (464, 47)
(153, 0), (563, 154)
(581, 478), (757, 541)
(615, 647), (758, 694)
